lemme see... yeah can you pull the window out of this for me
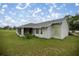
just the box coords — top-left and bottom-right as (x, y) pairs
(36, 28), (39, 34)
(41, 28), (43, 34)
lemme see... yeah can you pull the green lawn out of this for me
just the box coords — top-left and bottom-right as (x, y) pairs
(0, 29), (79, 56)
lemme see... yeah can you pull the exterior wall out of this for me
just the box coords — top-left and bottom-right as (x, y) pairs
(60, 20), (69, 39)
(16, 28), (24, 37)
(33, 27), (52, 39)
(21, 28), (24, 36)
(46, 26), (54, 38)
(51, 20), (69, 39)
(51, 24), (62, 39)
(30, 23), (68, 39)
(16, 28), (19, 36)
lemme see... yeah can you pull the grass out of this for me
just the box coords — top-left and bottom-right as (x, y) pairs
(0, 29), (79, 56)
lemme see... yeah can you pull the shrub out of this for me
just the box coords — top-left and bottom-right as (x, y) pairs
(25, 33), (33, 39)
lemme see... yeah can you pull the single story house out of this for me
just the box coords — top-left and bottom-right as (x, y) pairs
(16, 18), (69, 39)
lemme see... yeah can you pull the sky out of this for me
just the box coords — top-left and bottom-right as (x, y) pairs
(0, 3), (79, 27)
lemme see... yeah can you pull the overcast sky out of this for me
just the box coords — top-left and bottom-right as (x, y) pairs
(0, 3), (79, 27)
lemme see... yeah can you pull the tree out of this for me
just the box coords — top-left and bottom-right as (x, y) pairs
(65, 14), (79, 32)
(3, 26), (12, 30)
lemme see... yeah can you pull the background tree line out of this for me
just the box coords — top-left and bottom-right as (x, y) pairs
(65, 14), (79, 32)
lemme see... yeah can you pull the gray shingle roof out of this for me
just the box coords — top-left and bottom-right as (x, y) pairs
(18, 18), (65, 28)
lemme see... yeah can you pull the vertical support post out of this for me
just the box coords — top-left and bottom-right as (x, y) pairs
(21, 28), (24, 36)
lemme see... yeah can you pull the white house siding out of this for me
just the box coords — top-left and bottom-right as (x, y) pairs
(51, 24), (62, 39)
(46, 26), (53, 38)
(16, 28), (24, 37)
(33, 27), (51, 39)
(32, 28), (36, 35)
(21, 28), (24, 36)
(16, 29), (19, 36)
(60, 20), (69, 39)
(29, 22), (68, 39)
